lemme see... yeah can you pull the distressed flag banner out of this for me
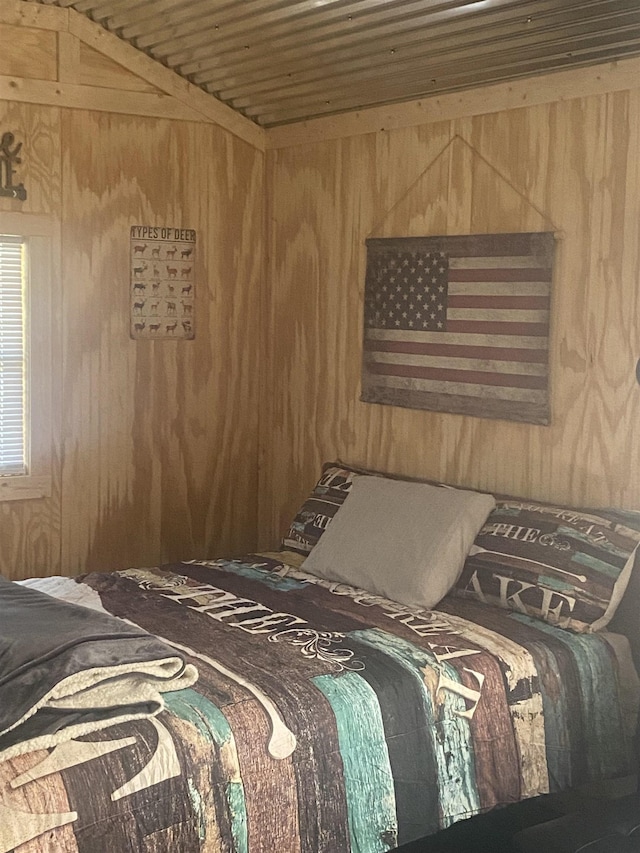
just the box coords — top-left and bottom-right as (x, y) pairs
(361, 232), (555, 424)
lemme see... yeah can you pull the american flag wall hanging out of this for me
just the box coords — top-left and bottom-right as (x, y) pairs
(361, 232), (555, 425)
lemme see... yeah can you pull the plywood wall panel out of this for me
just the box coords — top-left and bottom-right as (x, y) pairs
(0, 499), (56, 580)
(573, 90), (640, 508)
(152, 126), (263, 563)
(60, 110), (262, 574)
(372, 122), (453, 238)
(59, 111), (160, 573)
(0, 99), (62, 580)
(0, 23), (57, 81)
(0, 99), (59, 214)
(2, 14), (639, 579)
(262, 137), (373, 541)
(1, 18), (264, 581)
(76, 42), (160, 93)
(261, 87), (640, 548)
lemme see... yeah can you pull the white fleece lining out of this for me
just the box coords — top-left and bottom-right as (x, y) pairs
(0, 658), (198, 761)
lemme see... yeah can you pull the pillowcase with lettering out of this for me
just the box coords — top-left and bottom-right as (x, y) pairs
(282, 465), (360, 555)
(452, 500), (640, 632)
(281, 460), (445, 556)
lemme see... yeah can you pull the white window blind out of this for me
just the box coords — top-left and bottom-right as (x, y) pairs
(0, 235), (26, 475)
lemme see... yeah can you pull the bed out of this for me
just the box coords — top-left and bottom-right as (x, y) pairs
(2, 463), (639, 853)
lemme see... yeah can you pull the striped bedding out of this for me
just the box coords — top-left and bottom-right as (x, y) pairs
(2, 551), (638, 853)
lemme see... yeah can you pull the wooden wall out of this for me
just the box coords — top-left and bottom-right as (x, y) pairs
(2, 1), (640, 576)
(260, 80), (640, 547)
(0, 5), (264, 579)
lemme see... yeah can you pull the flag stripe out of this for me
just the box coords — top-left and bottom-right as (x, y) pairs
(449, 255), (551, 270)
(448, 267), (552, 282)
(363, 339), (548, 363)
(448, 295), (549, 310)
(364, 374), (547, 403)
(366, 352), (547, 376)
(447, 308), (548, 322)
(449, 281), (551, 296)
(446, 320), (549, 336)
(367, 360), (547, 390)
(365, 328), (547, 348)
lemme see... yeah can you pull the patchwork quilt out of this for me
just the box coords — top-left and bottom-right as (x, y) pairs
(1, 552), (637, 853)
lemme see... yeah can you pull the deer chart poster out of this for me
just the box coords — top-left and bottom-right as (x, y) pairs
(130, 225), (196, 340)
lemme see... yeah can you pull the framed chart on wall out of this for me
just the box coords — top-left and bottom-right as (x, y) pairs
(130, 225), (195, 340)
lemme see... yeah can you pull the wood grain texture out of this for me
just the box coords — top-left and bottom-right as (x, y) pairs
(0, 98), (60, 215)
(0, 0), (67, 33)
(3, 16), (640, 583)
(0, 75), (209, 123)
(66, 10), (266, 150)
(0, 100), (62, 580)
(75, 42), (160, 93)
(0, 8), (265, 150)
(0, 23), (57, 81)
(0, 751), (79, 851)
(260, 88), (640, 548)
(223, 698), (301, 853)
(0, 24), (263, 580)
(56, 33), (160, 95)
(59, 109), (262, 574)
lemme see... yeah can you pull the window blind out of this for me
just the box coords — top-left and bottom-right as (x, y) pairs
(0, 236), (26, 475)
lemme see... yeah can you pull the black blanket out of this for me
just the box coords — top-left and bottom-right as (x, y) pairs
(0, 576), (197, 759)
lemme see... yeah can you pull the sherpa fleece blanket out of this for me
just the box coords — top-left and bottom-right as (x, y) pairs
(0, 575), (197, 760)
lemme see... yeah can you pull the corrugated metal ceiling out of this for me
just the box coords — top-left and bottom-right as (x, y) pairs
(30, 0), (640, 126)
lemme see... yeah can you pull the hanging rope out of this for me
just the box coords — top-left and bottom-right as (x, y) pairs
(367, 133), (562, 239)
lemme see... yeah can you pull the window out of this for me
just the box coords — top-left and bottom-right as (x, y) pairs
(0, 235), (26, 475)
(0, 213), (54, 502)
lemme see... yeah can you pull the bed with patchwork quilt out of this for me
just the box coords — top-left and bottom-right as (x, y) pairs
(2, 463), (639, 853)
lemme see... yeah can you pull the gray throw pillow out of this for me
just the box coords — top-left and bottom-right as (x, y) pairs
(301, 475), (495, 609)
